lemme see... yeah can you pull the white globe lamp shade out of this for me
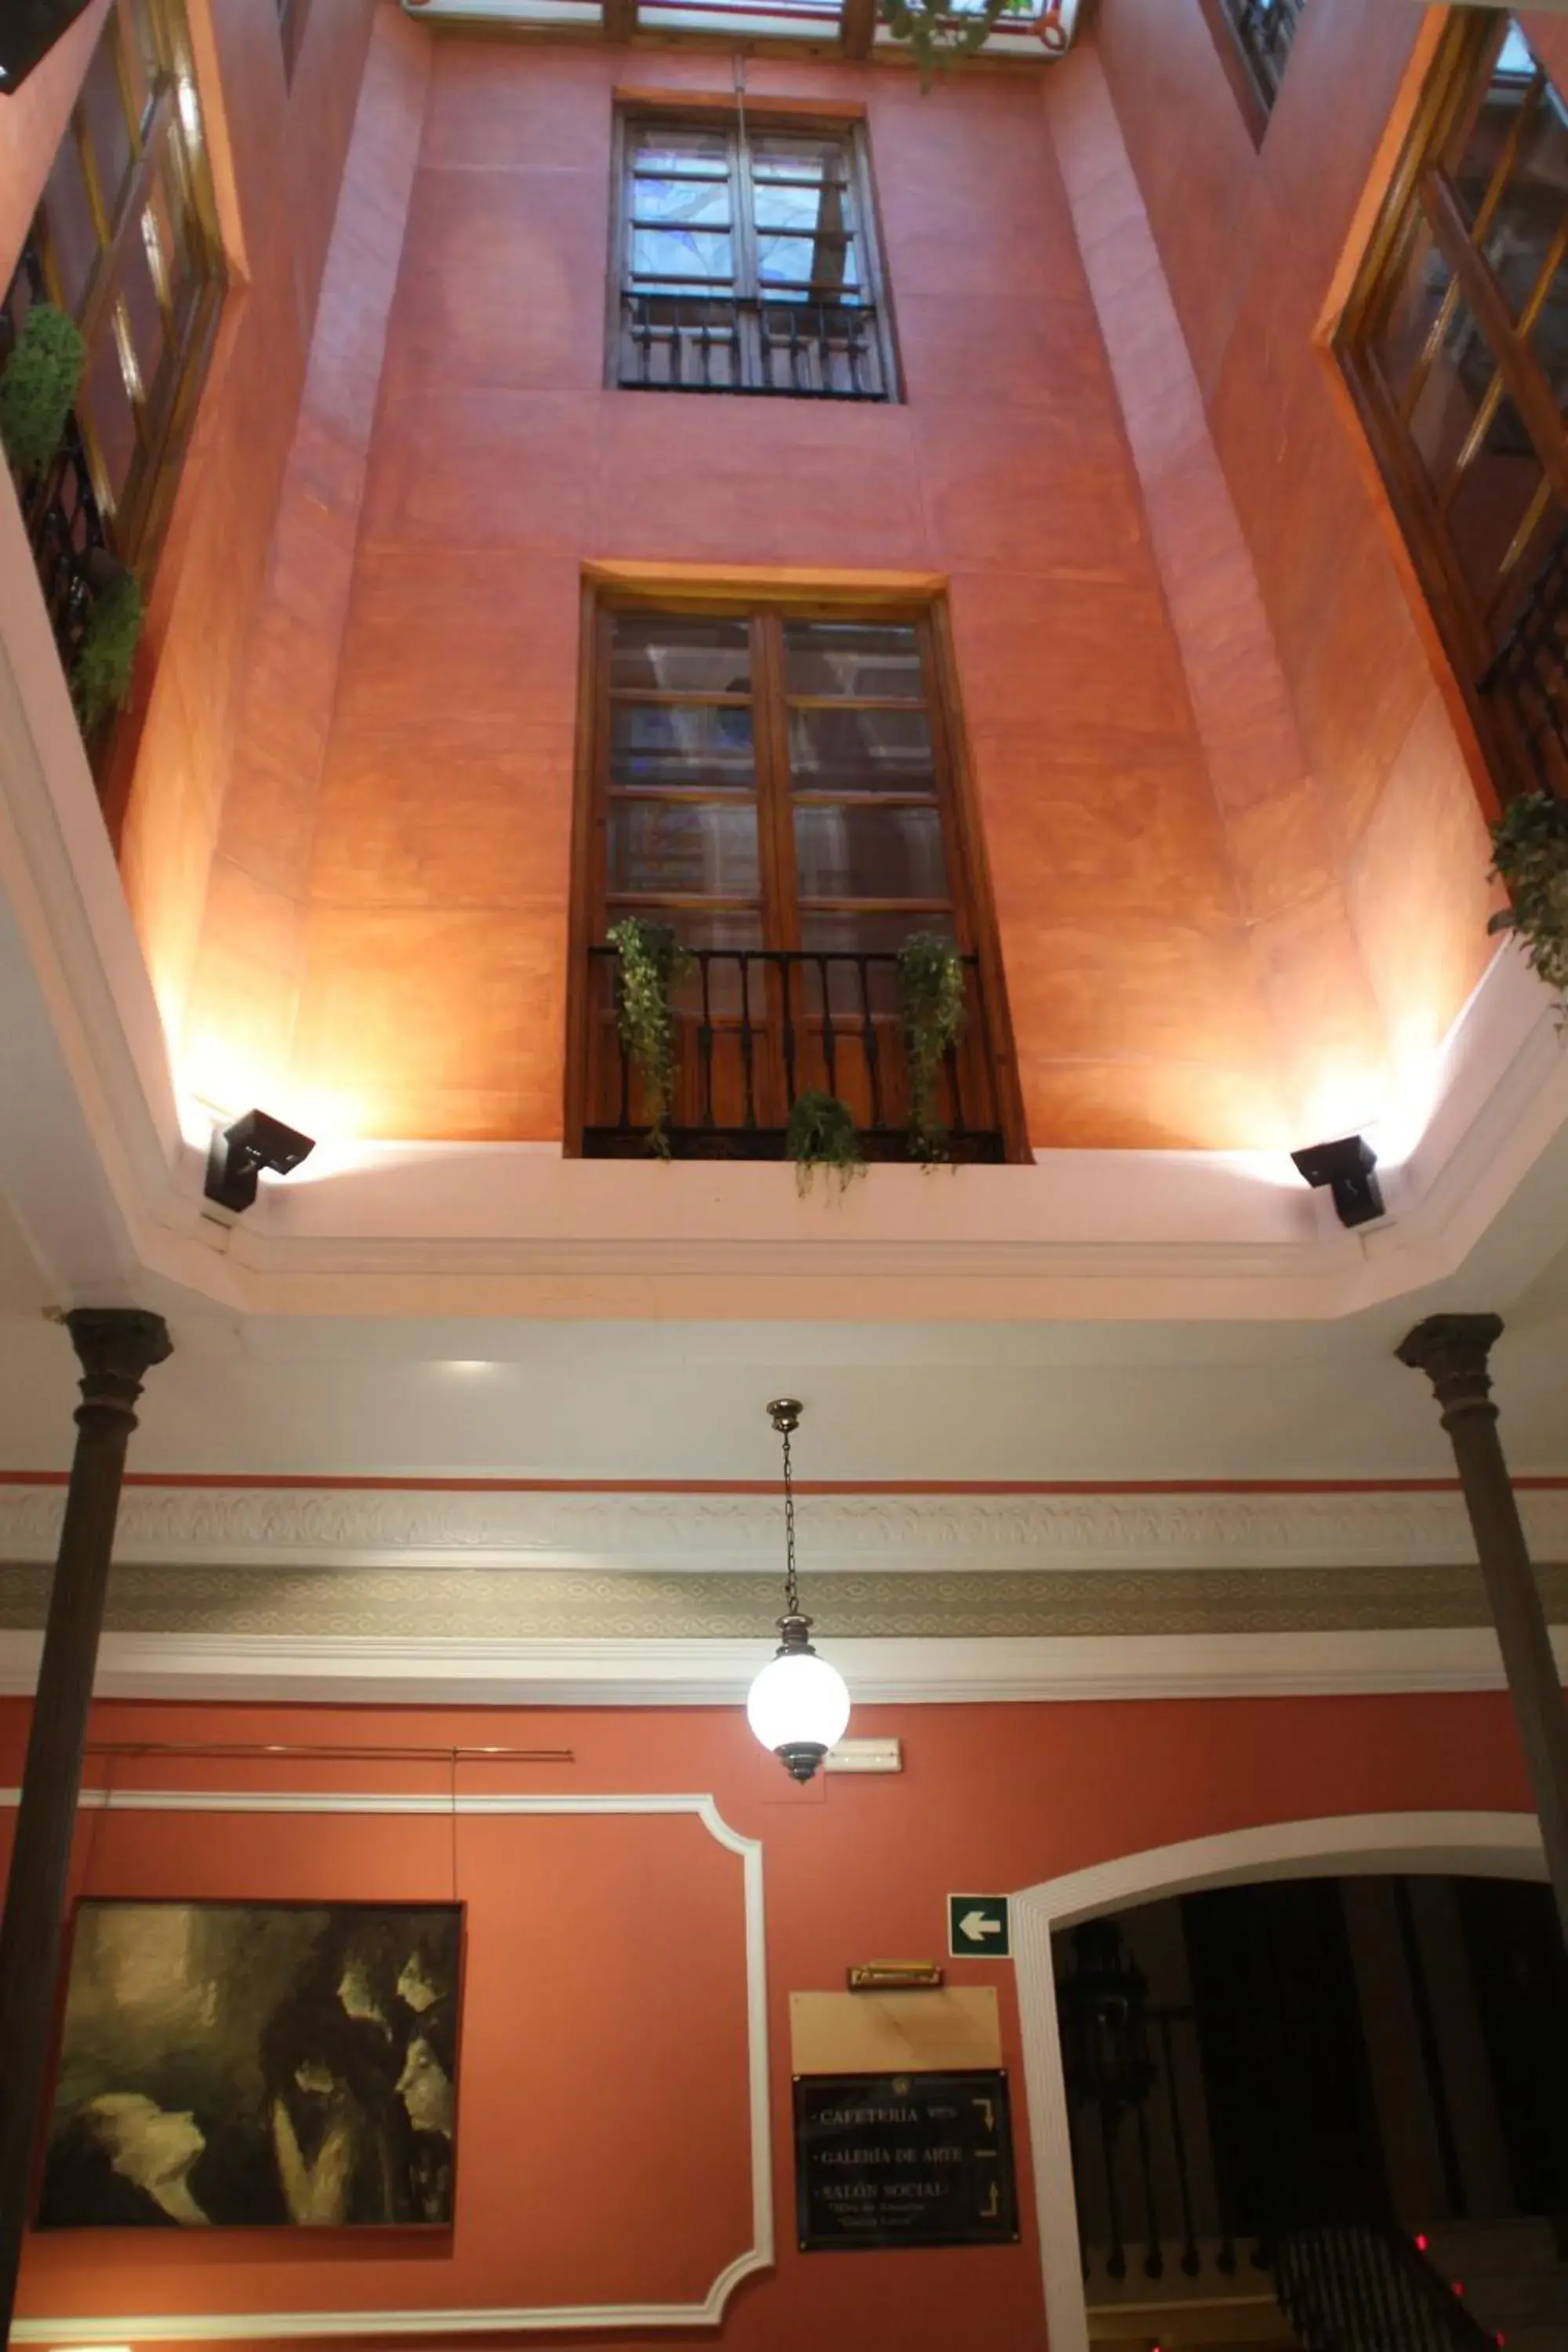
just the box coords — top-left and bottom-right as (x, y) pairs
(746, 1644), (851, 1781)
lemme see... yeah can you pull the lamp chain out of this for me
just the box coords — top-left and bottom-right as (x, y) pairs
(781, 1419), (799, 1620)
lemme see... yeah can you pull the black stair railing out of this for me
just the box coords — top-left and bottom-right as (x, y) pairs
(583, 942), (1006, 1162)
(1272, 2223), (1501, 2352)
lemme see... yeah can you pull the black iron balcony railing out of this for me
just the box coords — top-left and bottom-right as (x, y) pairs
(582, 943), (1007, 1161)
(1273, 2223), (1500, 2352)
(1227, 0), (1306, 106)
(2, 243), (114, 705)
(617, 292), (889, 400)
(1479, 524), (1568, 804)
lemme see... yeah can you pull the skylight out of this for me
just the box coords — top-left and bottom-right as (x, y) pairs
(405, 0), (1078, 54)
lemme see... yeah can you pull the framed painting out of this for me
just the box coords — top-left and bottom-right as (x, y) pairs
(38, 1900), (463, 2230)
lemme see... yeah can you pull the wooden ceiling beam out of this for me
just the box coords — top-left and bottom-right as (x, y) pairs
(604, 0), (638, 42)
(840, 0), (877, 60)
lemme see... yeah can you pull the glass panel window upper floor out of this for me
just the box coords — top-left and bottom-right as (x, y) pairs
(1338, 10), (1568, 804)
(612, 112), (895, 401)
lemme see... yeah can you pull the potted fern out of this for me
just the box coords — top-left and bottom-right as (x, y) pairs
(1488, 789), (1568, 1012)
(897, 931), (967, 1164)
(607, 916), (693, 1157)
(786, 1090), (865, 1196)
(880, 0), (1037, 88)
(0, 302), (85, 479)
(71, 563), (144, 737)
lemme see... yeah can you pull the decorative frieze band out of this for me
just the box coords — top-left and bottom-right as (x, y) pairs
(0, 1479), (1564, 1576)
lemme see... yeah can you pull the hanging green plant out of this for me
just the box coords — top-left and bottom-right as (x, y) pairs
(0, 303), (86, 478)
(607, 916), (694, 1157)
(897, 931), (967, 1164)
(1488, 789), (1568, 1011)
(880, 0), (1033, 90)
(786, 1090), (866, 1197)
(70, 565), (143, 738)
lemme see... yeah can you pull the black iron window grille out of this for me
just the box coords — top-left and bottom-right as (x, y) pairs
(612, 114), (895, 401)
(1222, 0), (1306, 113)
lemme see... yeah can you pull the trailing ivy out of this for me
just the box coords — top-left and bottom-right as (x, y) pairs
(880, 0), (1035, 89)
(1488, 789), (1568, 1011)
(71, 567), (143, 737)
(607, 916), (694, 1157)
(897, 931), (966, 1164)
(786, 1089), (866, 1197)
(0, 303), (85, 478)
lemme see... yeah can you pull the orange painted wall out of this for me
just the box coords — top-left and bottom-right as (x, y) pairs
(191, 34), (1297, 1150)
(0, 0), (380, 1039)
(1089, 0), (1500, 1089)
(3, 1689), (1537, 2345)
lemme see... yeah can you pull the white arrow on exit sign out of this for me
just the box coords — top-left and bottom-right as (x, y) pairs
(947, 1893), (1011, 1958)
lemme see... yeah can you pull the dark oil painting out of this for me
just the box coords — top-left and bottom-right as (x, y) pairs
(38, 1900), (463, 2230)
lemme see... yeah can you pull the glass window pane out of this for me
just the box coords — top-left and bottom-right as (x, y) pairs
(42, 140), (102, 314)
(783, 621), (923, 699)
(78, 28), (136, 220)
(789, 704), (936, 793)
(629, 126), (731, 171)
(630, 176), (731, 229)
(631, 227), (733, 286)
(121, 235), (165, 402)
(1446, 390), (1547, 608)
(611, 612), (750, 693)
(1451, 30), (1552, 229)
(1406, 298), (1507, 492)
(1477, 91), (1568, 322)
(1369, 218), (1454, 402)
(793, 804), (949, 900)
(753, 178), (853, 234)
(82, 332), (138, 502)
(608, 800), (760, 896)
(610, 703), (755, 792)
(757, 232), (859, 294)
(749, 134), (851, 185)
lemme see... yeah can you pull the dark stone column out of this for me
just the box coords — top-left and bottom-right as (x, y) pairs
(1397, 1312), (1568, 1949)
(0, 1308), (171, 2341)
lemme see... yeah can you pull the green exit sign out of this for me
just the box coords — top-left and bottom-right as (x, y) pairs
(948, 1893), (1011, 1958)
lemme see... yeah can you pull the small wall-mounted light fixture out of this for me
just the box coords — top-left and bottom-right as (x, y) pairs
(204, 1109), (315, 1214)
(1290, 1133), (1385, 1229)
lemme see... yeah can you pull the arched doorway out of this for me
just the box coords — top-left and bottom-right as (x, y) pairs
(1012, 1813), (1548, 2352)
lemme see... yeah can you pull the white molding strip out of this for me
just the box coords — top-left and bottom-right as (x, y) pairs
(0, 1625), (1561, 1706)
(9, 1789), (771, 2342)
(1011, 1813), (1546, 2352)
(2, 1480), (1565, 1573)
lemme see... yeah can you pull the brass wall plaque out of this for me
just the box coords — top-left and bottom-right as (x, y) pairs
(793, 2068), (1018, 2252)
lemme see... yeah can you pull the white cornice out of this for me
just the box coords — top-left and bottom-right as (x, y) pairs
(1, 1478), (1564, 1570)
(0, 1624), (1558, 1704)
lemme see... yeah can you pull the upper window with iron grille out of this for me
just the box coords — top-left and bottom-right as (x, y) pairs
(611, 112), (895, 402)
(1202, 0), (1306, 137)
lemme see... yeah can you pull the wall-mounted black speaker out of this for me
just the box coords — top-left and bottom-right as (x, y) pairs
(0, 0), (96, 97)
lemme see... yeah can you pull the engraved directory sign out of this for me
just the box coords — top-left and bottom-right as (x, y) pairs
(793, 2068), (1018, 2251)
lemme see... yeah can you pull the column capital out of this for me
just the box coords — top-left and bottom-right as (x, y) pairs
(1396, 1311), (1504, 1416)
(63, 1308), (172, 1414)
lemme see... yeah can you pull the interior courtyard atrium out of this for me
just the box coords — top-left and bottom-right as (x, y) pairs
(2, 0), (1568, 2344)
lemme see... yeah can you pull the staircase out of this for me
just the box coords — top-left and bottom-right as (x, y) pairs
(1272, 2224), (1502, 2352)
(1422, 2220), (1568, 2352)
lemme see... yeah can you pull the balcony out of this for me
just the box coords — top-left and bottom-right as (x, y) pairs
(578, 943), (1011, 1161)
(616, 292), (889, 401)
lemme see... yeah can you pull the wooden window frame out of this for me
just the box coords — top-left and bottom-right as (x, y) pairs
(31, 0), (225, 583)
(1335, 9), (1568, 804)
(607, 103), (898, 404)
(564, 579), (1026, 1161)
